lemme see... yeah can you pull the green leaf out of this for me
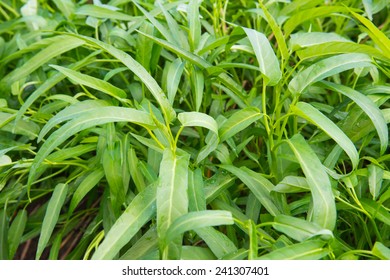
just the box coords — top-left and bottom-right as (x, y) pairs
(68, 34), (175, 122)
(319, 81), (388, 155)
(52, 0), (74, 19)
(194, 227), (237, 258)
(258, 1), (289, 63)
(157, 1), (188, 50)
(178, 112), (219, 164)
(69, 168), (105, 215)
(188, 169), (206, 212)
(119, 226), (158, 260)
(0, 208), (9, 260)
(287, 134), (336, 230)
(191, 67), (204, 112)
(165, 210), (233, 244)
(283, 6), (353, 36)
(133, 1), (175, 45)
(296, 42), (389, 63)
(247, 219), (258, 260)
(181, 246), (216, 260)
(368, 164), (384, 200)
(135, 31), (248, 108)
(0, 155), (11, 167)
(0, 36), (84, 88)
(92, 183), (157, 260)
(274, 176), (310, 193)
(167, 58), (185, 104)
(157, 149), (190, 259)
(257, 240), (328, 260)
(243, 28), (281, 85)
(350, 10), (390, 57)
(38, 100), (109, 142)
(8, 209), (27, 259)
(15, 50), (100, 123)
(178, 112), (218, 135)
(102, 142), (125, 216)
(292, 102), (359, 169)
(273, 215), (333, 242)
(75, 5), (136, 21)
(50, 65), (126, 99)
(29, 106), (155, 186)
(219, 107), (262, 142)
(361, 198), (390, 226)
(0, 112), (40, 140)
(220, 165), (281, 216)
(290, 32), (350, 50)
(36, 183), (68, 259)
(372, 242), (390, 260)
(288, 53), (372, 95)
(204, 171), (235, 203)
(136, 22), (154, 73)
(188, 0), (201, 51)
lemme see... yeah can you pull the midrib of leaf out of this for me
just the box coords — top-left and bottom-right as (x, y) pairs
(285, 247), (326, 260)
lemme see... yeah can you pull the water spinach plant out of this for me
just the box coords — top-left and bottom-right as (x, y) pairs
(0, 0), (389, 260)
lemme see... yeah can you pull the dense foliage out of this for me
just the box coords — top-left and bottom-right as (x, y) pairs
(0, 0), (389, 260)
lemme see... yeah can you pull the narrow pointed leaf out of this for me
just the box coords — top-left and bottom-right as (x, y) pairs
(38, 100), (109, 142)
(191, 67), (204, 111)
(258, 1), (288, 62)
(287, 134), (336, 230)
(372, 242), (390, 260)
(0, 36), (84, 88)
(319, 81), (388, 155)
(247, 219), (258, 260)
(243, 28), (281, 85)
(368, 164), (383, 200)
(75, 5), (136, 21)
(92, 183), (157, 260)
(273, 215), (333, 242)
(157, 149), (190, 259)
(257, 240), (328, 260)
(135, 31), (248, 107)
(50, 65), (126, 99)
(290, 32), (350, 50)
(292, 102), (359, 169)
(361, 198), (390, 226)
(188, 0), (201, 50)
(219, 107), (262, 142)
(167, 59), (185, 104)
(181, 246), (216, 260)
(15, 51), (100, 123)
(69, 168), (105, 214)
(195, 227), (237, 258)
(0, 209), (9, 260)
(289, 53), (372, 95)
(165, 210), (233, 244)
(178, 112), (218, 135)
(8, 209), (27, 259)
(350, 10), (390, 56)
(119, 227), (158, 260)
(283, 6), (353, 36)
(220, 165), (281, 216)
(29, 107), (155, 186)
(188, 169), (206, 212)
(68, 34), (175, 122)
(36, 183), (68, 259)
(274, 176), (310, 193)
